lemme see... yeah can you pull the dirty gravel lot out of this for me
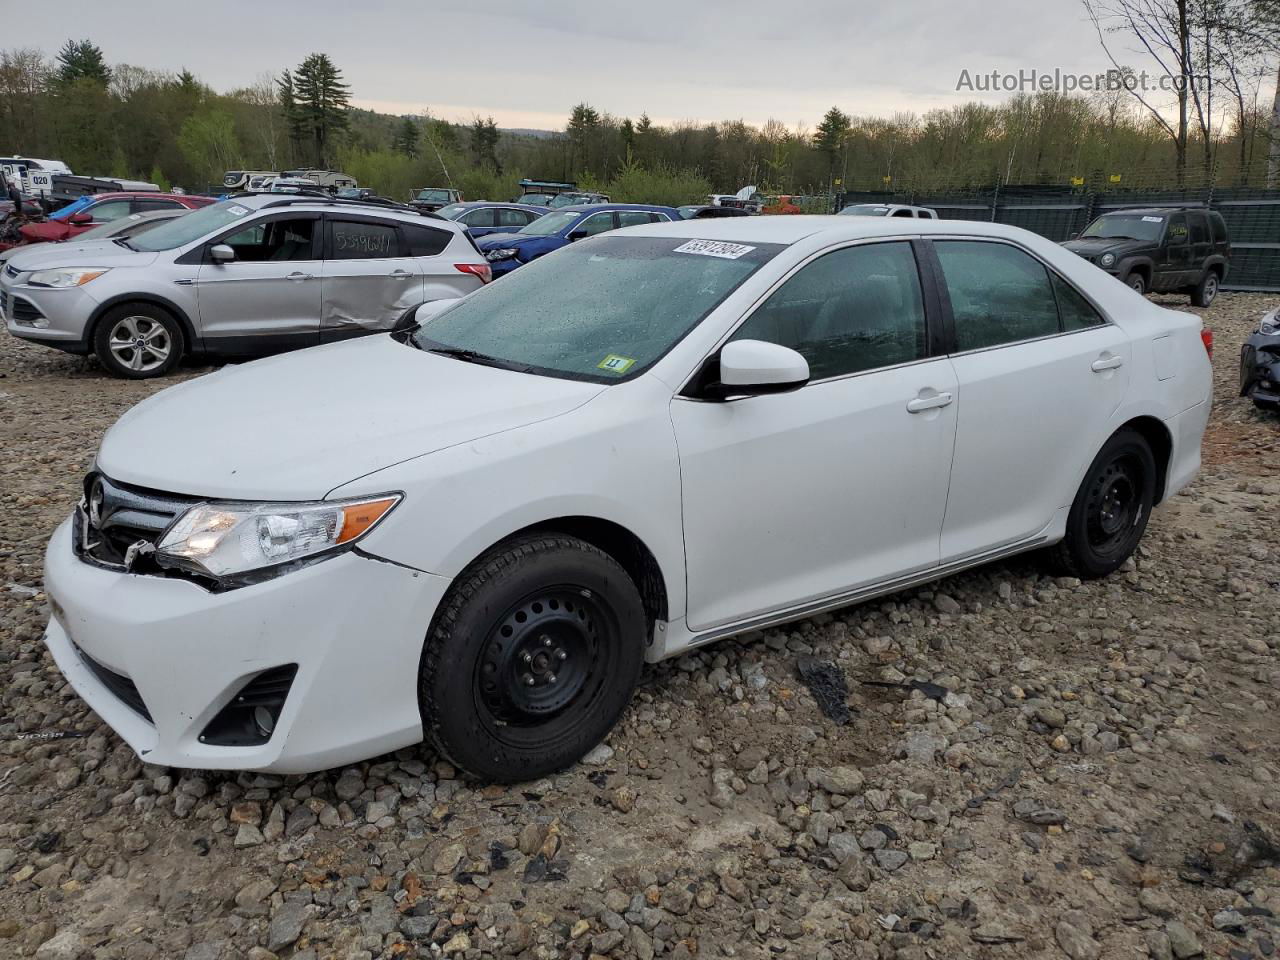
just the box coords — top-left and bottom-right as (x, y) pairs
(1, 293), (1278, 960)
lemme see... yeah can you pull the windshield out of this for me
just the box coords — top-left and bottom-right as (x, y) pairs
(50, 196), (94, 221)
(550, 193), (598, 208)
(75, 215), (143, 240)
(411, 235), (782, 383)
(517, 210), (583, 236)
(416, 189), (452, 202)
(436, 203), (467, 220)
(1080, 213), (1165, 242)
(129, 200), (257, 252)
(519, 193), (554, 205)
(840, 204), (891, 216)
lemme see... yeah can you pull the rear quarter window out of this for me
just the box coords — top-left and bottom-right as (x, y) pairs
(403, 223), (452, 257)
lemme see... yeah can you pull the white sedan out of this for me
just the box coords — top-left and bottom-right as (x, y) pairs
(44, 216), (1212, 781)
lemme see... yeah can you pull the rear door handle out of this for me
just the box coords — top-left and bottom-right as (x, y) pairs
(1091, 354), (1123, 372)
(286, 271), (313, 281)
(906, 391), (954, 414)
(389, 269), (413, 278)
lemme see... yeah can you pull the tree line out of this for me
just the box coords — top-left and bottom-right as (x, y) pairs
(0, 19), (1275, 209)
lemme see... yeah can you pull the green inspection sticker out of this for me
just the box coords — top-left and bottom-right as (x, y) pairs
(597, 354), (636, 374)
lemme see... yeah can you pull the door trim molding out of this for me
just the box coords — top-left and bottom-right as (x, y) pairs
(683, 532), (1049, 649)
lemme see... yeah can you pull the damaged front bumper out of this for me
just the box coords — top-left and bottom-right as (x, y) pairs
(1240, 310), (1280, 411)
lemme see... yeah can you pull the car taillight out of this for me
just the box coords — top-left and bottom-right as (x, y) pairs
(455, 262), (491, 284)
(1200, 327), (1213, 359)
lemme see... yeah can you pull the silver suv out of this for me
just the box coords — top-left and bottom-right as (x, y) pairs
(1, 194), (491, 378)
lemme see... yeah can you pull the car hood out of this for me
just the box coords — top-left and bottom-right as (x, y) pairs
(1061, 237), (1147, 258)
(96, 334), (606, 501)
(4, 241), (158, 272)
(476, 232), (547, 250)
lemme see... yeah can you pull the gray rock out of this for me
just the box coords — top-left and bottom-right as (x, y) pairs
(1164, 920), (1202, 959)
(583, 743), (615, 765)
(1054, 914), (1100, 960)
(35, 931), (85, 960)
(267, 902), (310, 952)
(873, 849), (908, 871)
(810, 766), (864, 795)
(184, 942), (231, 960)
(933, 593), (962, 614)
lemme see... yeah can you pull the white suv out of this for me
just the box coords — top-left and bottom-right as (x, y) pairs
(1, 194), (490, 377)
(43, 216), (1211, 781)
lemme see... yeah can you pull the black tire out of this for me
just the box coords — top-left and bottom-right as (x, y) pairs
(92, 303), (184, 379)
(1046, 429), (1156, 579)
(420, 534), (645, 782)
(1192, 270), (1219, 308)
(1123, 272), (1147, 295)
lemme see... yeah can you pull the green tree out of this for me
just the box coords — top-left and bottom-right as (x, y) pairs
(288, 53), (350, 167)
(149, 164), (171, 192)
(469, 116), (500, 172)
(393, 115), (420, 157)
(567, 102), (601, 174)
(178, 107), (242, 187)
(55, 39), (110, 86)
(813, 106), (851, 181)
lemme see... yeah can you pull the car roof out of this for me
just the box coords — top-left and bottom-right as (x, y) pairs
(227, 194), (468, 231)
(455, 201), (542, 209)
(616, 214), (1057, 245)
(1096, 206), (1206, 215)
(556, 202), (676, 213)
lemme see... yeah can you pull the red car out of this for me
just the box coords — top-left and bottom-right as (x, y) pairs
(18, 192), (214, 245)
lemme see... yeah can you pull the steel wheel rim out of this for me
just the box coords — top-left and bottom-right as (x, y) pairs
(1129, 276), (1144, 293)
(108, 315), (170, 372)
(1086, 454), (1142, 552)
(474, 587), (612, 731)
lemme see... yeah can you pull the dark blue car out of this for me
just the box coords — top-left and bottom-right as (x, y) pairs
(435, 201), (548, 239)
(477, 203), (681, 277)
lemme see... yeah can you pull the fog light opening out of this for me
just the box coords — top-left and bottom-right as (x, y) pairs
(253, 705), (276, 737)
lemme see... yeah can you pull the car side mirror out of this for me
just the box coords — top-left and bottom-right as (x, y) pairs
(209, 243), (235, 263)
(567, 230), (588, 241)
(70, 212), (92, 224)
(1068, 232), (1079, 240)
(703, 340), (810, 399)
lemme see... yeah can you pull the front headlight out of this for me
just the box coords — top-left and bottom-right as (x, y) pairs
(1099, 252), (1116, 268)
(485, 248), (518, 261)
(156, 495), (400, 581)
(28, 267), (110, 288)
(1260, 312), (1279, 335)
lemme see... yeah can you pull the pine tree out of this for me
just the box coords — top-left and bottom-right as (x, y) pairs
(276, 70), (307, 164)
(567, 103), (601, 174)
(813, 106), (851, 180)
(55, 39), (111, 87)
(393, 116), (420, 157)
(288, 53), (350, 167)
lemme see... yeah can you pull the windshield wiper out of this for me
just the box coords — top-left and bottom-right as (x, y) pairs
(426, 346), (529, 372)
(113, 236), (135, 251)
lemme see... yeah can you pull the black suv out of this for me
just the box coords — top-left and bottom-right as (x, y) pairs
(1061, 206), (1230, 306)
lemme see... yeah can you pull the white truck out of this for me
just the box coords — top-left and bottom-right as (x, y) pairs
(1, 156), (71, 200)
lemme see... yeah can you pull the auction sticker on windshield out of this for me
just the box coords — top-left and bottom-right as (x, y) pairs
(1142, 216), (1163, 222)
(227, 205), (250, 217)
(674, 239), (756, 260)
(598, 354), (636, 374)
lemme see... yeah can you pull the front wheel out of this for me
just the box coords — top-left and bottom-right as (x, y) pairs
(1124, 272), (1147, 295)
(1046, 429), (1156, 579)
(93, 303), (184, 379)
(420, 535), (645, 782)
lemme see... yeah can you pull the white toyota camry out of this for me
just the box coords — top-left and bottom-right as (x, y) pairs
(44, 215), (1213, 781)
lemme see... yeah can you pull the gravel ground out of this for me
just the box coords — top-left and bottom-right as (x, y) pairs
(1, 291), (1278, 960)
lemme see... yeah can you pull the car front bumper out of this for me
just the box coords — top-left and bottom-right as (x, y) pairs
(43, 518), (451, 773)
(1, 276), (97, 351)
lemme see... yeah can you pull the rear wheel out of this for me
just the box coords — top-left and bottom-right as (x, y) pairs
(1124, 272), (1147, 295)
(1192, 270), (1219, 308)
(93, 303), (183, 379)
(1046, 429), (1156, 579)
(420, 535), (645, 782)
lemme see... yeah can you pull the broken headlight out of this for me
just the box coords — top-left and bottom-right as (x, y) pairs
(1260, 312), (1279, 336)
(156, 495), (400, 580)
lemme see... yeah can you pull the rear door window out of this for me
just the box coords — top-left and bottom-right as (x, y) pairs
(496, 207), (533, 228)
(617, 211), (653, 228)
(934, 240), (1061, 351)
(576, 212), (617, 236)
(1189, 212), (1210, 245)
(133, 198), (183, 212)
(86, 199), (132, 222)
(327, 219), (401, 260)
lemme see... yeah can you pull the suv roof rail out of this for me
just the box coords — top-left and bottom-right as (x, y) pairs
(255, 194), (446, 220)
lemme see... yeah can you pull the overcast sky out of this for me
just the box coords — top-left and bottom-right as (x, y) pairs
(3, 0), (1231, 130)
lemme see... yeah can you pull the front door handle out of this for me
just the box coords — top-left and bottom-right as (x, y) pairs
(1091, 354), (1124, 372)
(906, 390), (954, 414)
(286, 271), (313, 281)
